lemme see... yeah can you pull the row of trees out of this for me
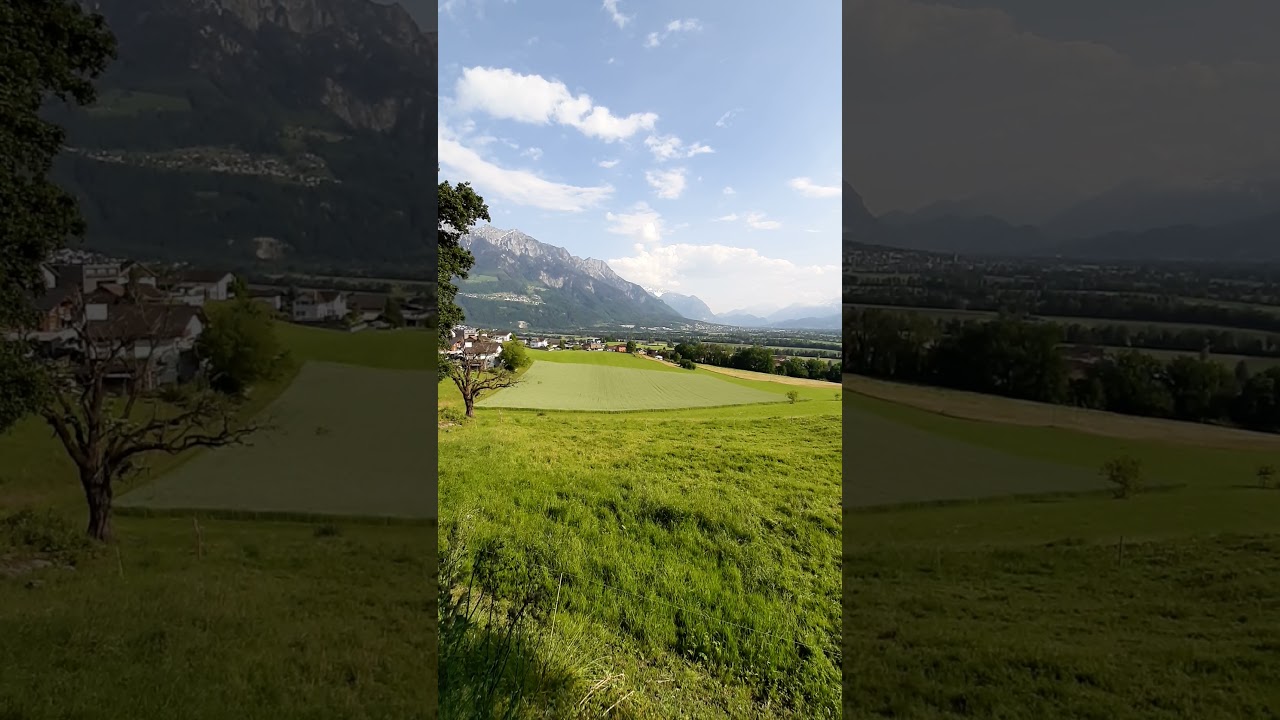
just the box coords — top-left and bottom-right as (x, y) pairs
(845, 285), (1280, 335)
(671, 341), (841, 383)
(843, 308), (1280, 431)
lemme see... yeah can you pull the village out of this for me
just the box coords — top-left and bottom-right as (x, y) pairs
(6, 248), (433, 391)
(441, 325), (673, 370)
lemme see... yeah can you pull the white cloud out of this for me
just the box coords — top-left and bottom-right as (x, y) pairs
(715, 108), (743, 128)
(644, 134), (714, 161)
(645, 168), (687, 199)
(602, 0), (632, 29)
(439, 125), (613, 212)
(714, 213), (739, 222)
(644, 17), (703, 47)
(722, 186), (736, 195)
(521, 147), (544, 161)
(788, 177), (841, 198)
(598, 159), (620, 168)
(605, 202), (665, 245)
(745, 211), (781, 230)
(455, 67), (658, 142)
(608, 243), (839, 312)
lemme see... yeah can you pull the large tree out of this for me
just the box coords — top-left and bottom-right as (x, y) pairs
(438, 178), (522, 415)
(44, 298), (263, 541)
(437, 179), (489, 354)
(0, 1), (116, 432)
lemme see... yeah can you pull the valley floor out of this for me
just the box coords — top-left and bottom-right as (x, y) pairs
(843, 372), (1280, 718)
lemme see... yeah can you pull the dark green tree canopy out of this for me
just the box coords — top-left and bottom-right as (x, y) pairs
(437, 179), (489, 353)
(0, 0), (116, 432)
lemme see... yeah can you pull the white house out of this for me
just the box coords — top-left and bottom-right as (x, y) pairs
(292, 290), (348, 322)
(172, 270), (235, 304)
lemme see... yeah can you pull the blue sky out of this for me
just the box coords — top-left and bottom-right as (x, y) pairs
(438, 0), (841, 315)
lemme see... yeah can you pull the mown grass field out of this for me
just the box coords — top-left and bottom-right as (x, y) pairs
(118, 361), (432, 518)
(439, 353), (842, 718)
(844, 372), (1280, 719)
(0, 322), (434, 720)
(477, 356), (782, 411)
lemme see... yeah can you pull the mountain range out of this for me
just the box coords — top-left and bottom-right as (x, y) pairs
(847, 176), (1280, 262)
(456, 226), (687, 329)
(658, 293), (840, 330)
(456, 226), (840, 331)
(50, 0), (434, 267)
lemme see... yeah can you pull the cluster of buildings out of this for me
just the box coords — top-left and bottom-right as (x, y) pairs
(19, 259), (228, 389)
(9, 253), (434, 390)
(442, 326), (515, 370)
(441, 327), (674, 370)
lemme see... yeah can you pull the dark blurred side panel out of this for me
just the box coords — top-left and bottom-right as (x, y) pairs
(0, 0), (437, 717)
(845, 1), (1280, 718)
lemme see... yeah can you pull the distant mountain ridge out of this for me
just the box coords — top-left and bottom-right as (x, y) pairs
(456, 226), (686, 329)
(664, 295), (840, 330)
(51, 0), (434, 265)
(659, 292), (717, 322)
(851, 176), (1280, 261)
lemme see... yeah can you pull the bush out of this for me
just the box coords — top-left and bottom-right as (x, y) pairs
(1100, 455), (1144, 499)
(787, 390), (800, 404)
(502, 340), (531, 372)
(314, 523), (342, 538)
(0, 509), (90, 560)
(679, 359), (696, 370)
(439, 406), (466, 425)
(198, 298), (285, 394)
(1257, 464), (1276, 488)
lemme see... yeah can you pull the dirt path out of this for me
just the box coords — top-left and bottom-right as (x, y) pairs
(700, 364), (836, 388)
(844, 373), (1280, 451)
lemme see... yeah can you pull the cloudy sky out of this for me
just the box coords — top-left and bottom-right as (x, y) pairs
(438, 0), (841, 315)
(848, 0), (1280, 221)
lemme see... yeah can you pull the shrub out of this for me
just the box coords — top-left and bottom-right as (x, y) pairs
(314, 523), (342, 538)
(1257, 464), (1276, 488)
(1100, 455), (1144, 499)
(786, 390), (800, 404)
(679, 359), (696, 370)
(0, 509), (89, 560)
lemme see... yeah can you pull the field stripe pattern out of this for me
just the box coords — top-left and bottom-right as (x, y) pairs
(476, 360), (784, 411)
(117, 361), (433, 518)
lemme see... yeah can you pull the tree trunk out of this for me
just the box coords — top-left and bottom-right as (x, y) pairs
(83, 474), (114, 542)
(464, 393), (475, 418)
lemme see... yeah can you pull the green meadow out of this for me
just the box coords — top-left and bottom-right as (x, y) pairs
(119, 361), (431, 518)
(439, 352), (842, 718)
(477, 352), (782, 411)
(0, 323), (434, 720)
(844, 376), (1280, 719)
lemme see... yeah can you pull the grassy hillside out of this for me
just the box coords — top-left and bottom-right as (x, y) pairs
(0, 323), (435, 720)
(843, 373), (1280, 719)
(439, 352), (842, 718)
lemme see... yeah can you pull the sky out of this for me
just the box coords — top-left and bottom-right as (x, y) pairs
(437, 1), (842, 315)
(847, 0), (1280, 222)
